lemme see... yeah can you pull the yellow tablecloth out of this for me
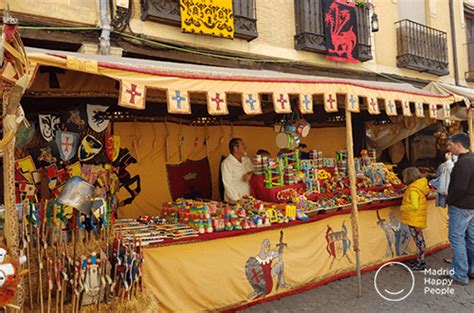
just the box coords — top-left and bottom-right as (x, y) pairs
(143, 200), (448, 312)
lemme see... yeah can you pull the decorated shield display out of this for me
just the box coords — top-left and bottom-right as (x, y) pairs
(245, 257), (266, 296)
(55, 131), (79, 161)
(105, 134), (120, 162)
(78, 135), (103, 161)
(87, 104), (110, 133)
(63, 105), (87, 133)
(38, 114), (60, 142)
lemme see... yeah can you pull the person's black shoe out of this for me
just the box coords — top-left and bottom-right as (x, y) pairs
(408, 262), (426, 272)
(468, 273), (474, 279)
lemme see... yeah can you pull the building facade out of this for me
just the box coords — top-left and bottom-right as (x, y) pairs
(3, 0), (474, 88)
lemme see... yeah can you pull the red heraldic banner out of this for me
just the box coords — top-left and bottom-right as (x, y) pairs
(323, 0), (360, 64)
(166, 158), (212, 200)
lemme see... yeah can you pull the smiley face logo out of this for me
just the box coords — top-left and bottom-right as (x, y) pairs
(374, 262), (415, 301)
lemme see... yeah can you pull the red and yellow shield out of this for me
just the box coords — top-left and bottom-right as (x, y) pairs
(106, 134), (120, 162)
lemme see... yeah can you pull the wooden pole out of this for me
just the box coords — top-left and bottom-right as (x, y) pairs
(345, 108), (362, 297)
(468, 107), (474, 152)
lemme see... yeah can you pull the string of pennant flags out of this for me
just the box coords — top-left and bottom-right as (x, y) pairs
(26, 52), (463, 119)
(118, 81), (455, 119)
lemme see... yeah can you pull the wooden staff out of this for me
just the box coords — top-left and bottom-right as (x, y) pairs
(22, 201), (34, 310)
(345, 107), (362, 297)
(36, 226), (45, 313)
(46, 259), (52, 313)
(468, 106), (474, 152)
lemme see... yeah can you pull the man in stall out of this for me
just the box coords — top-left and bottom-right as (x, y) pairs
(221, 138), (254, 201)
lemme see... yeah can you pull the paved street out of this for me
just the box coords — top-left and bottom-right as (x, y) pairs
(244, 249), (474, 313)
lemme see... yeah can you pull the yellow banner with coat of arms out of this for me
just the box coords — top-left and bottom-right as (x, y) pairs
(180, 0), (234, 38)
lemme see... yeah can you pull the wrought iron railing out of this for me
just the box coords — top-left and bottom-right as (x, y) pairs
(395, 19), (448, 76)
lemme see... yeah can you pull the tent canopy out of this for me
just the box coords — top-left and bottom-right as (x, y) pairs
(424, 82), (473, 121)
(22, 47), (464, 119)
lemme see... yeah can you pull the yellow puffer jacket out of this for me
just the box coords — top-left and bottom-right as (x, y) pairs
(400, 178), (430, 228)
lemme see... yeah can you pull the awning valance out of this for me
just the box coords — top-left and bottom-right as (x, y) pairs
(424, 82), (473, 120)
(24, 47), (464, 119)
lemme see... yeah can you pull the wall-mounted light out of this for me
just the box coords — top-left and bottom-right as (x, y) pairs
(371, 13), (379, 32)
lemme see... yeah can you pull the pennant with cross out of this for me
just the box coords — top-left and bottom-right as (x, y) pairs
(401, 100), (412, 116)
(273, 93), (291, 114)
(429, 103), (438, 119)
(384, 99), (397, 116)
(443, 104), (451, 119)
(207, 91), (228, 115)
(415, 102), (424, 118)
(242, 93), (262, 115)
(367, 97), (380, 115)
(168, 89), (191, 114)
(346, 94), (359, 112)
(324, 93), (338, 112)
(119, 81), (146, 109)
(299, 94), (313, 114)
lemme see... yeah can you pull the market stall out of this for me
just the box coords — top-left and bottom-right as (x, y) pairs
(1, 40), (466, 312)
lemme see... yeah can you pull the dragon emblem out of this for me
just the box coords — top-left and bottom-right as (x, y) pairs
(324, 1), (358, 62)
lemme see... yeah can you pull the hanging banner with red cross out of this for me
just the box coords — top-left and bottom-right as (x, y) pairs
(324, 93), (338, 112)
(401, 101), (412, 116)
(384, 99), (397, 116)
(299, 94), (313, 114)
(415, 102), (424, 118)
(168, 89), (191, 114)
(443, 104), (451, 119)
(367, 97), (380, 115)
(429, 104), (438, 119)
(207, 91), (228, 115)
(345, 94), (359, 113)
(242, 93), (262, 115)
(273, 93), (291, 114)
(119, 80), (146, 109)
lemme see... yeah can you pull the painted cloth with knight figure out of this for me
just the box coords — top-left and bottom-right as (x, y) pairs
(323, 0), (360, 63)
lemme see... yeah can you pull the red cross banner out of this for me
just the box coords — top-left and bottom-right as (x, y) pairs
(299, 94), (313, 114)
(207, 91), (228, 115)
(273, 93), (291, 114)
(384, 99), (397, 116)
(119, 80), (146, 109)
(324, 93), (338, 112)
(168, 89), (191, 114)
(429, 104), (438, 119)
(242, 93), (262, 115)
(345, 94), (359, 113)
(367, 97), (380, 115)
(443, 104), (451, 118)
(415, 102), (424, 118)
(401, 100), (412, 116)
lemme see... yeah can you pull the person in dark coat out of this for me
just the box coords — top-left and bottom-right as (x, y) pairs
(445, 133), (474, 285)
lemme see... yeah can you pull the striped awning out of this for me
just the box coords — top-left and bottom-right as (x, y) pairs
(25, 47), (465, 119)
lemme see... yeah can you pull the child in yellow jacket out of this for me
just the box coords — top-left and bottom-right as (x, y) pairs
(401, 167), (430, 271)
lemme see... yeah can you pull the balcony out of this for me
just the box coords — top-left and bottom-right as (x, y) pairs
(395, 19), (449, 76)
(140, 0), (258, 41)
(294, 0), (372, 62)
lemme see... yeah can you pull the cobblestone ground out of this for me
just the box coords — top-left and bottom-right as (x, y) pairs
(243, 249), (474, 313)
